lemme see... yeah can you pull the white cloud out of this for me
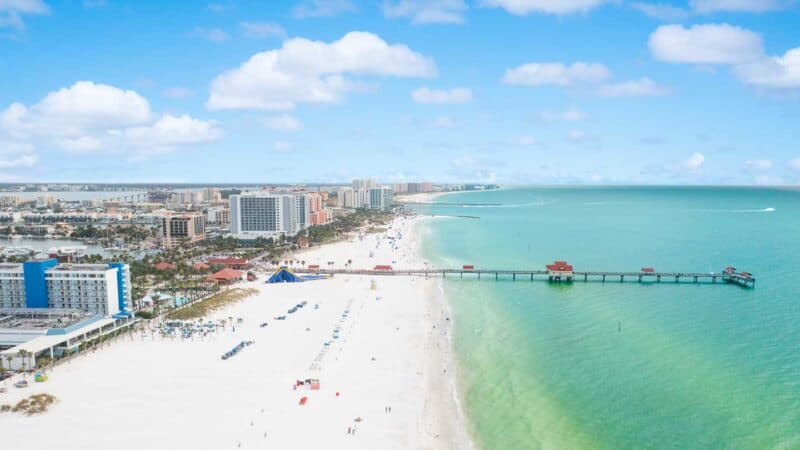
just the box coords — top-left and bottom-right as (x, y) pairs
(0, 141), (37, 168)
(480, 0), (607, 15)
(411, 87), (472, 104)
(650, 24), (800, 89)
(790, 158), (800, 170)
(0, 140), (39, 169)
(273, 140), (292, 151)
(240, 22), (287, 39)
(539, 108), (587, 121)
(513, 136), (537, 145)
(630, 2), (689, 20)
(598, 78), (671, 96)
(649, 24), (764, 64)
(122, 114), (220, 147)
(744, 159), (772, 171)
(208, 31), (436, 111)
(682, 152), (705, 169)
(0, 13), (23, 29)
(0, 0), (49, 13)
(383, 0), (468, 24)
(206, 3), (230, 13)
(292, 0), (357, 18)
(633, 0), (788, 20)
(505, 63), (666, 96)
(265, 114), (303, 132)
(163, 87), (194, 99)
(567, 129), (586, 141)
(58, 136), (102, 152)
(0, 0), (48, 30)
(1, 81), (219, 158)
(734, 47), (800, 88)
(503, 62), (611, 86)
(1, 81), (151, 137)
(430, 116), (456, 128)
(191, 27), (230, 43)
(689, 0), (791, 13)
(0, 153), (36, 168)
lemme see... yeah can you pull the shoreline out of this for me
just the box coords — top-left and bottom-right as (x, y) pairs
(414, 218), (475, 450)
(1, 214), (475, 450)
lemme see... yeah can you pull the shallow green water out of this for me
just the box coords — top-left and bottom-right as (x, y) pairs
(416, 187), (800, 450)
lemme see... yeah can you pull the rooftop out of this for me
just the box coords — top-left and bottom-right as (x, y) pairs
(0, 308), (94, 331)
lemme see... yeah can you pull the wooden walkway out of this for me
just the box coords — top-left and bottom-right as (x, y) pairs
(292, 268), (756, 288)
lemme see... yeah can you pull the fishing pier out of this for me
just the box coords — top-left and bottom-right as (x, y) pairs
(295, 262), (756, 288)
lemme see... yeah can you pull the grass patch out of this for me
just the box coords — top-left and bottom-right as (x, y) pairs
(167, 288), (258, 320)
(366, 227), (388, 234)
(1, 393), (58, 415)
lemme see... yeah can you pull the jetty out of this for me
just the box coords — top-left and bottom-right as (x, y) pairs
(294, 262), (756, 288)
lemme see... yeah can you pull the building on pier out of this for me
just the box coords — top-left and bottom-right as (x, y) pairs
(546, 261), (574, 281)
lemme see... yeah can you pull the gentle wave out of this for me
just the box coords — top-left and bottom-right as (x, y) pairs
(696, 207), (776, 213)
(583, 201), (632, 206)
(462, 201), (546, 209)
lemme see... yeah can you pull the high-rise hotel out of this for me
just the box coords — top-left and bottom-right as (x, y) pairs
(0, 260), (132, 318)
(229, 192), (312, 239)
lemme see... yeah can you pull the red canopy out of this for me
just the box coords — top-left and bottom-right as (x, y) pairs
(546, 261), (573, 271)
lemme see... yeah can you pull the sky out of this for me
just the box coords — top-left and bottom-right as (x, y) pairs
(0, 0), (799, 185)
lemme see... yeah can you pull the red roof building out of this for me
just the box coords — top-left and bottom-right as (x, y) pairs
(308, 264), (320, 270)
(641, 267), (655, 273)
(546, 261), (574, 281)
(192, 262), (210, 271)
(208, 257), (250, 270)
(207, 268), (244, 284)
(153, 262), (177, 271)
(373, 265), (393, 271)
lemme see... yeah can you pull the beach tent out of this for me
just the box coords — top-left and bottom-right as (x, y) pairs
(268, 267), (303, 283)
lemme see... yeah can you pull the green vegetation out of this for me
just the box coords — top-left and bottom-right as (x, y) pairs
(70, 224), (153, 245)
(303, 209), (393, 244)
(167, 288), (258, 320)
(70, 225), (105, 239)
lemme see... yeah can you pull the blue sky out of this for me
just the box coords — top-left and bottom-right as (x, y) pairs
(1, 0), (799, 185)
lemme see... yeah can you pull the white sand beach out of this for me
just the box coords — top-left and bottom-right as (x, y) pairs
(0, 216), (473, 450)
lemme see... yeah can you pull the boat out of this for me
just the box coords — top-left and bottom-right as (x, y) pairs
(14, 380), (28, 388)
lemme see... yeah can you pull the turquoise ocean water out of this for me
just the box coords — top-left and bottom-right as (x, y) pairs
(414, 187), (800, 450)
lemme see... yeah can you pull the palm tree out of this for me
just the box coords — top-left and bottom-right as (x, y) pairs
(3, 355), (12, 372)
(17, 349), (29, 373)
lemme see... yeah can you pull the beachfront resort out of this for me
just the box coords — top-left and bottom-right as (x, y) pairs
(0, 182), (475, 449)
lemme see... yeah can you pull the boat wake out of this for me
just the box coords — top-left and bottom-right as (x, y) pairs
(695, 207), (776, 213)
(732, 207), (776, 213)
